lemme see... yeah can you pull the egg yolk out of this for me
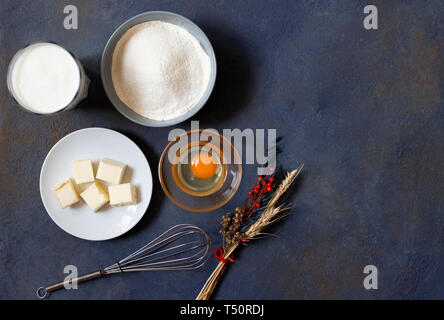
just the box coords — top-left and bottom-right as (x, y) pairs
(190, 152), (218, 179)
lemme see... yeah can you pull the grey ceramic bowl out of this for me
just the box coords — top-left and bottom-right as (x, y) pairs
(101, 11), (217, 127)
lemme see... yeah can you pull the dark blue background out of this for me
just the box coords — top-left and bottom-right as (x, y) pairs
(0, 1), (443, 299)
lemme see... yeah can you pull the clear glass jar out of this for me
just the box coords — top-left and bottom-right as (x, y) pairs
(7, 41), (89, 115)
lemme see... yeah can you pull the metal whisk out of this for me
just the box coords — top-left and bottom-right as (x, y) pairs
(37, 224), (211, 298)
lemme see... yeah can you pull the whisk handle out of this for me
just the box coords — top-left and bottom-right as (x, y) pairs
(37, 270), (106, 298)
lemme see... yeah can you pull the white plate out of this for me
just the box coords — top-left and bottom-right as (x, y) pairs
(40, 128), (153, 241)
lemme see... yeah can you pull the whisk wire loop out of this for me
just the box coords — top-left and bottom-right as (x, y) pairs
(103, 224), (211, 274)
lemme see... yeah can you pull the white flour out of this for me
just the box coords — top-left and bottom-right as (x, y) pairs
(111, 21), (211, 121)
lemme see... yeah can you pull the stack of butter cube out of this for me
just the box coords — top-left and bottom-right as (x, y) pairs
(54, 158), (137, 212)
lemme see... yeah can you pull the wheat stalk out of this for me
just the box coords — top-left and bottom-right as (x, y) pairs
(245, 164), (303, 239)
(195, 242), (239, 300)
(195, 164), (304, 300)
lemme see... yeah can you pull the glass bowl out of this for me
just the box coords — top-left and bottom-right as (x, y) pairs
(101, 11), (217, 127)
(159, 129), (242, 212)
(7, 41), (89, 115)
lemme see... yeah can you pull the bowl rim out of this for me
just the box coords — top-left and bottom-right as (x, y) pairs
(158, 129), (242, 212)
(101, 11), (217, 127)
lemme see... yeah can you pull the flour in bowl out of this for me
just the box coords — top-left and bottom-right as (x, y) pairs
(111, 21), (211, 121)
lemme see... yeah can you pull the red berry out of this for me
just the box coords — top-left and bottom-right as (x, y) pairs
(269, 177), (275, 183)
(262, 181), (266, 186)
(248, 191), (252, 196)
(257, 176), (263, 181)
(267, 182), (271, 187)
(267, 186), (272, 192)
(255, 203), (261, 208)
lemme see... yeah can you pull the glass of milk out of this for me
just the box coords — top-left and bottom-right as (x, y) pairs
(7, 42), (89, 115)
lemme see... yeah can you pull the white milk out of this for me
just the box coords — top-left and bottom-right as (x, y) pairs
(10, 43), (80, 114)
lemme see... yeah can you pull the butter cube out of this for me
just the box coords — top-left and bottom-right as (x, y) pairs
(54, 179), (80, 209)
(80, 182), (109, 212)
(96, 158), (126, 184)
(73, 160), (95, 184)
(109, 183), (137, 206)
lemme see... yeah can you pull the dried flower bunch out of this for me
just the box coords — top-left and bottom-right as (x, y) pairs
(219, 168), (281, 247)
(196, 164), (304, 300)
(220, 210), (246, 246)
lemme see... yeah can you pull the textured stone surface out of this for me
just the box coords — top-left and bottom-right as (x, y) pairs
(0, 1), (442, 299)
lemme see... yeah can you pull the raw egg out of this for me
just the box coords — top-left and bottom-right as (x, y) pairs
(190, 152), (218, 179)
